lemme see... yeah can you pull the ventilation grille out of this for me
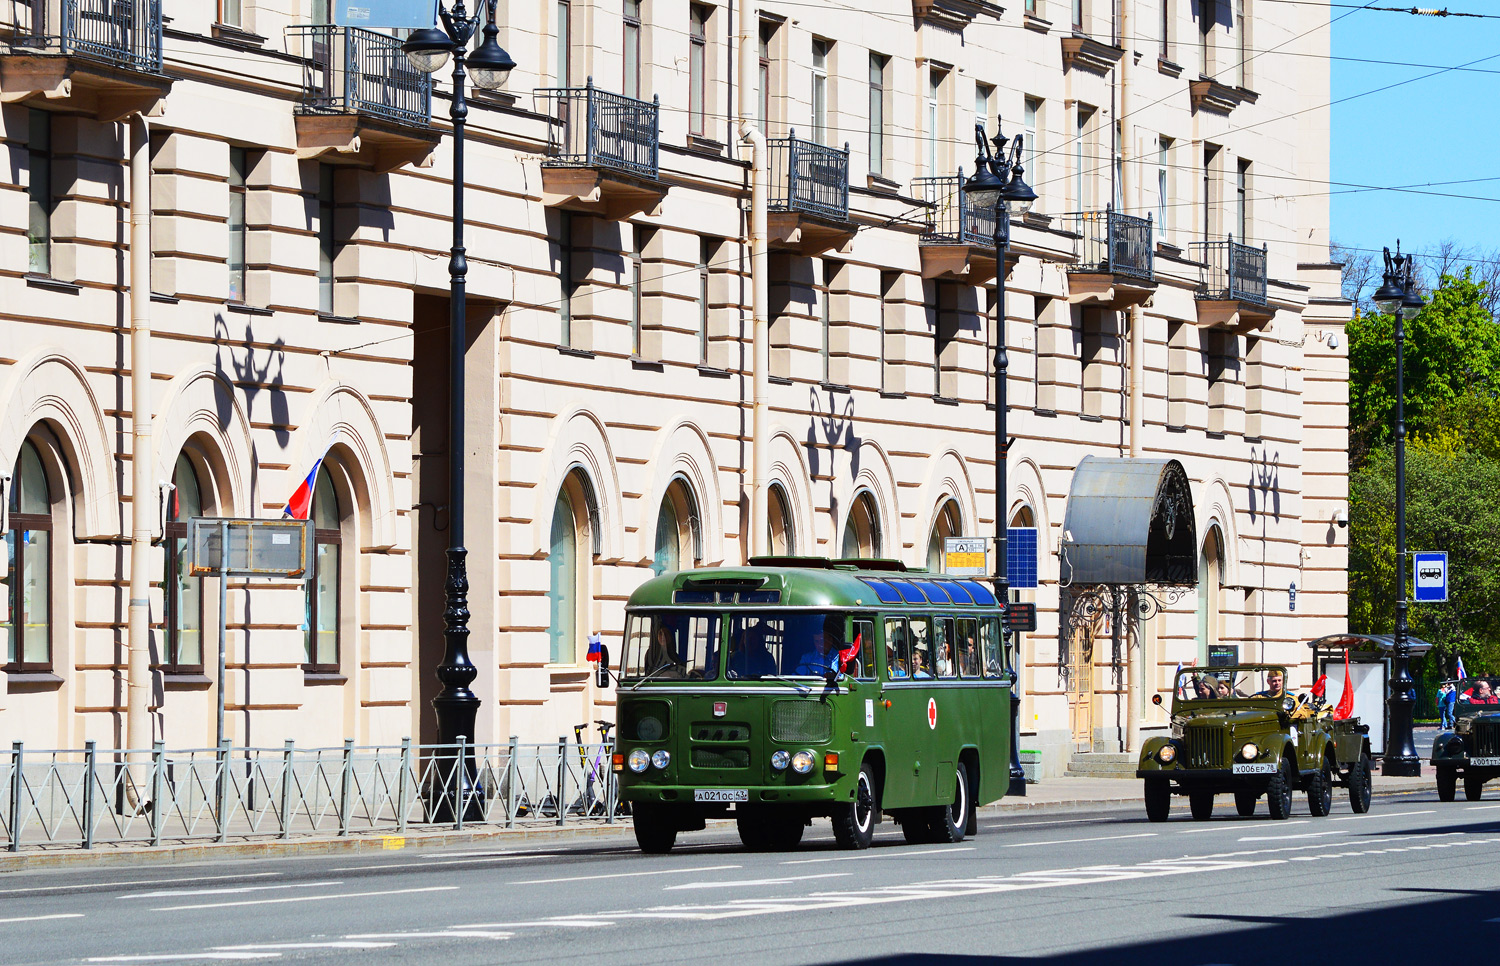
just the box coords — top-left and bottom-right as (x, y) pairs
(692, 748), (750, 769)
(1185, 724), (1226, 769)
(772, 701), (832, 743)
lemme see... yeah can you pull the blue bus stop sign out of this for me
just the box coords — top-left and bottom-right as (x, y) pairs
(334, 0), (437, 28)
(1412, 551), (1448, 603)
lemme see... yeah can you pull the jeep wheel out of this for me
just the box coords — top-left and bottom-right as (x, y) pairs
(1307, 760), (1333, 817)
(1464, 773), (1485, 802)
(1188, 791), (1214, 820)
(928, 764), (969, 844)
(1144, 778), (1171, 823)
(1348, 753), (1373, 814)
(1437, 767), (1457, 802)
(1266, 756), (1295, 820)
(632, 804), (678, 854)
(832, 762), (878, 850)
(1234, 791), (1257, 817)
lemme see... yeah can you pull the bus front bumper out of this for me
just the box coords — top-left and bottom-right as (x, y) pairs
(621, 779), (855, 807)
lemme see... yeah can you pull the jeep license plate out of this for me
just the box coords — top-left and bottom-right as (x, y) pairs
(1231, 763), (1278, 775)
(1470, 757), (1500, 767)
(694, 788), (748, 802)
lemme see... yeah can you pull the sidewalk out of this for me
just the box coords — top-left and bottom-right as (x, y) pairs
(0, 772), (1436, 873)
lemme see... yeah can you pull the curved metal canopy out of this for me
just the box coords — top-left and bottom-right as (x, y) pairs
(1307, 633), (1433, 659)
(1060, 456), (1197, 586)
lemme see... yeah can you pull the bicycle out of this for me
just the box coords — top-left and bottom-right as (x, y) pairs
(569, 719), (625, 817)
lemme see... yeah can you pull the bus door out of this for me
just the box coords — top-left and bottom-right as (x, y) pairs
(881, 615), (937, 808)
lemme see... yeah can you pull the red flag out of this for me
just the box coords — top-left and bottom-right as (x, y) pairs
(1333, 650), (1355, 720)
(837, 631), (862, 674)
(1312, 674), (1327, 698)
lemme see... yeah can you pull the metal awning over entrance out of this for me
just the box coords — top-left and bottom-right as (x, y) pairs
(1060, 457), (1197, 586)
(1308, 633), (1434, 660)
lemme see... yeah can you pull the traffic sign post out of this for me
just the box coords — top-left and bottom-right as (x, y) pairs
(1412, 551), (1448, 603)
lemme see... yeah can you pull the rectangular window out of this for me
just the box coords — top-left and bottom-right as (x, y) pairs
(1074, 105), (1095, 211)
(629, 226), (644, 357)
(316, 164), (336, 315)
(1200, 4), (1212, 76)
(1026, 0), (1037, 15)
(698, 237), (712, 364)
(219, 0), (242, 26)
(1235, 0), (1248, 87)
(926, 67), (947, 176)
(758, 21), (777, 132)
(884, 617), (911, 679)
(308, 529), (340, 670)
(1160, 0), (1172, 60)
(1203, 143), (1221, 240)
(817, 260), (838, 384)
(623, 0), (641, 100)
(811, 39), (830, 145)
(879, 270), (900, 393)
(27, 109), (53, 276)
(1072, 0), (1084, 31)
(1236, 158), (1250, 242)
(558, 212), (576, 347)
(689, 4), (710, 136)
(228, 146), (248, 302)
(1022, 96), (1040, 183)
(868, 53), (888, 176)
(1157, 136), (1172, 242)
(556, 0), (572, 87)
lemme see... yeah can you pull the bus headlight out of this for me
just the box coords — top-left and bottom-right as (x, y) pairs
(771, 749), (791, 771)
(1239, 742), (1260, 762)
(790, 751), (815, 775)
(627, 749), (651, 773)
(651, 749), (672, 770)
(1156, 744), (1176, 764)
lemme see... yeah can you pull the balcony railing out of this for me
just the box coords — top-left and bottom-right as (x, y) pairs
(913, 171), (1001, 248)
(1056, 207), (1154, 281)
(7, 0), (163, 73)
(535, 79), (660, 182)
(1191, 236), (1268, 305)
(768, 132), (850, 222)
(287, 24), (431, 128)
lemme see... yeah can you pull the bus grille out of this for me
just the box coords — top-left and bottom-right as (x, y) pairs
(1184, 725), (1226, 768)
(692, 748), (750, 769)
(772, 701), (832, 743)
(1473, 720), (1500, 756)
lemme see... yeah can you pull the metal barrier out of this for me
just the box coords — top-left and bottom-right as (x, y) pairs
(535, 78), (661, 181)
(286, 24), (432, 128)
(1056, 207), (1154, 281)
(768, 132), (850, 222)
(7, 0), (163, 73)
(1191, 235), (1267, 304)
(912, 170), (1000, 248)
(3, 737), (621, 852)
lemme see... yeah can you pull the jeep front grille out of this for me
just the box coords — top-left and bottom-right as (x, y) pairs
(771, 701), (832, 743)
(692, 748), (750, 769)
(1473, 720), (1500, 756)
(1185, 725), (1226, 768)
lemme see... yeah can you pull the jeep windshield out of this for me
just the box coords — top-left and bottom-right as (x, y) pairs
(1455, 677), (1500, 717)
(1174, 665), (1290, 702)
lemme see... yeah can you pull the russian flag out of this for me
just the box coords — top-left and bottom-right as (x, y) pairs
(283, 455), (325, 520)
(586, 632), (603, 663)
(1456, 654), (1467, 680)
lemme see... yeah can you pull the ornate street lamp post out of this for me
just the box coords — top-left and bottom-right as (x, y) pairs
(962, 120), (1037, 796)
(404, 2), (516, 817)
(1370, 243), (1424, 777)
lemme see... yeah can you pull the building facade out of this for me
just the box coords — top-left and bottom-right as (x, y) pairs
(0, 0), (1350, 775)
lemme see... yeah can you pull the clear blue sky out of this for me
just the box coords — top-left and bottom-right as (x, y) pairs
(1331, 5), (1500, 263)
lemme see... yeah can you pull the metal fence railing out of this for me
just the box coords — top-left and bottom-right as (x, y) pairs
(912, 170), (1001, 248)
(3, 738), (622, 852)
(7, 0), (163, 73)
(535, 79), (660, 181)
(1191, 235), (1268, 305)
(768, 132), (850, 223)
(287, 24), (432, 128)
(1056, 207), (1155, 281)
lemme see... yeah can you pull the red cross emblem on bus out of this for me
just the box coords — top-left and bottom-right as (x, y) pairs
(927, 697), (938, 730)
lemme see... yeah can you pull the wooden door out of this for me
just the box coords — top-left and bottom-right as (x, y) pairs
(1068, 623), (1094, 750)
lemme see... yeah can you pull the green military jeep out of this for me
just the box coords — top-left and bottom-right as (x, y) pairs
(1431, 676), (1500, 802)
(1136, 664), (1374, 821)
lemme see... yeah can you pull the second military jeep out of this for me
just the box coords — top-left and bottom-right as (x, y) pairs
(1431, 676), (1500, 802)
(1136, 664), (1374, 821)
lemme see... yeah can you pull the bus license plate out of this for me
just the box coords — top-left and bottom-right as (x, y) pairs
(694, 789), (749, 802)
(1232, 763), (1277, 775)
(1471, 757), (1500, 767)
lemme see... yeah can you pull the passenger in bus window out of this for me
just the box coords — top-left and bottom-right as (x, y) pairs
(912, 649), (932, 678)
(960, 638), (979, 677)
(645, 620), (686, 679)
(790, 614), (844, 675)
(728, 621), (777, 678)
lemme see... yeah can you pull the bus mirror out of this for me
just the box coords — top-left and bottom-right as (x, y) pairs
(596, 644), (611, 688)
(1151, 693), (1163, 706)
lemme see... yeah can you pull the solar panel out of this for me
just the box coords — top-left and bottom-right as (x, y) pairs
(1007, 527), (1039, 589)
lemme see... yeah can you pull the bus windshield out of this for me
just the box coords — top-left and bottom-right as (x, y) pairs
(725, 612), (846, 679)
(622, 612), (720, 681)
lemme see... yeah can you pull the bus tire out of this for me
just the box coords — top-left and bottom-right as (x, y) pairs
(632, 804), (677, 854)
(899, 811), (931, 844)
(929, 764), (969, 844)
(831, 762), (878, 850)
(737, 808), (804, 852)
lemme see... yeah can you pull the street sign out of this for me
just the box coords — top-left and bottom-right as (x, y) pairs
(1413, 551), (1448, 603)
(943, 537), (987, 576)
(189, 517), (312, 579)
(334, 0), (438, 28)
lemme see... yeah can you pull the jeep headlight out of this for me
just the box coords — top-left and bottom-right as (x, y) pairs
(651, 749), (671, 770)
(1156, 744), (1177, 764)
(1239, 742), (1260, 762)
(627, 748), (651, 773)
(1447, 737), (1465, 756)
(1282, 697), (1295, 712)
(790, 750), (815, 774)
(771, 749), (791, 771)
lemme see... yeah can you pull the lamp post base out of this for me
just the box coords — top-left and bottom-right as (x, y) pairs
(1380, 755), (1421, 778)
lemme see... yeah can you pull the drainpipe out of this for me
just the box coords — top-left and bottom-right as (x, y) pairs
(1118, 0), (1143, 756)
(126, 115), (154, 761)
(738, 2), (769, 558)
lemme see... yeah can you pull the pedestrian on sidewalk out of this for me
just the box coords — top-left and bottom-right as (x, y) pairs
(1437, 682), (1457, 730)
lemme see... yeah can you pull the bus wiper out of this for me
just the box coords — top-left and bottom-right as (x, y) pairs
(756, 673), (812, 695)
(628, 662), (680, 690)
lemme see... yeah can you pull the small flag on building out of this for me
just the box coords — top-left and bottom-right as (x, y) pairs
(586, 632), (603, 663)
(283, 446), (332, 520)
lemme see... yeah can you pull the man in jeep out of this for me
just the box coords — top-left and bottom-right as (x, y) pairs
(1254, 669), (1286, 698)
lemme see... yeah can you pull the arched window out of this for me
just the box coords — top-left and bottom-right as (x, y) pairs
(926, 499), (961, 572)
(768, 483), (795, 556)
(163, 452), (205, 672)
(1196, 529), (1223, 665)
(304, 466), (342, 672)
(652, 480), (700, 576)
(841, 490), (882, 558)
(549, 487), (579, 664)
(4, 440), (52, 671)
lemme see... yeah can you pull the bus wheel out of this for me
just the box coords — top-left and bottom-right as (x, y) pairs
(929, 764), (969, 844)
(899, 812), (931, 844)
(832, 762), (877, 850)
(632, 804), (677, 854)
(738, 808), (803, 851)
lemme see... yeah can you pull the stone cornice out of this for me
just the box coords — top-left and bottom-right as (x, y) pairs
(912, 0), (1005, 31)
(1189, 78), (1259, 115)
(1060, 34), (1125, 76)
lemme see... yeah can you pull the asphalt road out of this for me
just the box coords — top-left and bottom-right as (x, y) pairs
(3, 785), (1498, 966)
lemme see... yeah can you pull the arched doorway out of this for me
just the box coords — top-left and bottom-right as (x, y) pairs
(1197, 528), (1224, 665)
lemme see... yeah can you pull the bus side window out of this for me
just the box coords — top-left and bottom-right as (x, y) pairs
(934, 617), (956, 678)
(979, 617), (1003, 678)
(956, 617), (979, 677)
(910, 617), (932, 678)
(851, 618), (876, 678)
(884, 617), (910, 679)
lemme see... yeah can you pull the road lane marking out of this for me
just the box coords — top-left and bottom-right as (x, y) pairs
(125, 881), (341, 900)
(325, 856), (535, 872)
(0, 913), (85, 924)
(1467, 805), (1500, 810)
(1331, 809), (1436, 821)
(665, 873), (853, 890)
(1004, 832), (1156, 848)
(0, 873), (281, 897)
(511, 864), (742, 885)
(87, 955), (281, 962)
(783, 847), (975, 865)
(1237, 830), (1350, 842)
(150, 885), (458, 912)
(215, 943), (395, 951)
(1177, 821), (1309, 834)
(345, 931), (515, 941)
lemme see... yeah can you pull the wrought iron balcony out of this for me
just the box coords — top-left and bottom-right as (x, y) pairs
(287, 24), (432, 128)
(768, 132), (850, 223)
(7, 0), (163, 74)
(1191, 236), (1268, 305)
(913, 171), (1000, 248)
(1056, 207), (1154, 281)
(536, 80), (661, 182)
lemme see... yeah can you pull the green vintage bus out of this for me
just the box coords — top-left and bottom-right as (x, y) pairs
(607, 557), (1013, 853)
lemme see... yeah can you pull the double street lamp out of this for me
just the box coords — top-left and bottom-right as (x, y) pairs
(1371, 244), (1425, 777)
(962, 119), (1037, 796)
(403, 2), (515, 812)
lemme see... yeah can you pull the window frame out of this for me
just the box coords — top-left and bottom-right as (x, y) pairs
(27, 108), (53, 277)
(218, 0), (242, 27)
(558, 211), (576, 347)
(316, 163), (337, 316)
(688, 4), (710, 136)
(868, 53), (889, 177)
(3, 440), (54, 674)
(622, 0), (642, 100)
(303, 466), (343, 675)
(628, 225), (644, 357)
(228, 146), (248, 303)
(162, 451), (207, 675)
(697, 236), (713, 365)
(811, 38), (830, 146)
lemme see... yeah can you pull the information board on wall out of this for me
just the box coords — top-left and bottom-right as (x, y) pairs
(1207, 644), (1240, 667)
